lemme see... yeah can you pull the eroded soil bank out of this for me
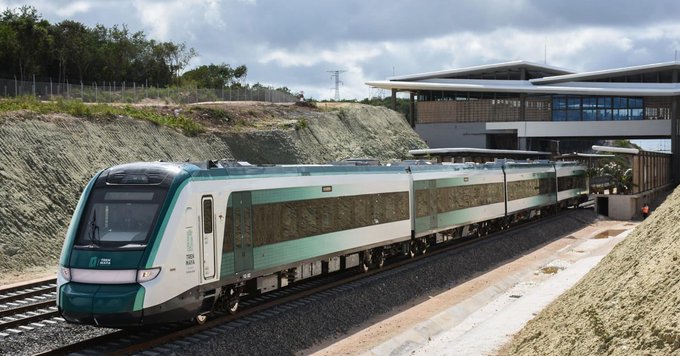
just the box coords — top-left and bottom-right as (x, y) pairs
(0, 102), (425, 276)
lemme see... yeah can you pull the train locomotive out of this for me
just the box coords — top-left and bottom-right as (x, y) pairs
(56, 159), (588, 327)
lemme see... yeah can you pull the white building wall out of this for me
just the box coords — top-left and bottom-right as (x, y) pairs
(487, 120), (671, 138)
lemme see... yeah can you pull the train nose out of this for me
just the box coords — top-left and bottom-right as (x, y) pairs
(58, 282), (145, 327)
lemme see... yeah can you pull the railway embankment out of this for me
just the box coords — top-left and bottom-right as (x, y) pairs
(0, 101), (426, 277)
(502, 186), (680, 355)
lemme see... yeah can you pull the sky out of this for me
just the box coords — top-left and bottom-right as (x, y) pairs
(4, 0), (680, 103)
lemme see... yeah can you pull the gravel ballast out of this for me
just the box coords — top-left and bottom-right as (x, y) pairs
(155, 210), (597, 355)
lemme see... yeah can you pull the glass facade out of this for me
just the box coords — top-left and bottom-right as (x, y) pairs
(552, 95), (644, 121)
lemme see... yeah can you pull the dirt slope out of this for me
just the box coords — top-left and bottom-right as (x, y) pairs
(503, 187), (680, 355)
(0, 102), (426, 275)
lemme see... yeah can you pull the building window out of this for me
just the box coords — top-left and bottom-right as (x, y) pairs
(552, 95), (643, 121)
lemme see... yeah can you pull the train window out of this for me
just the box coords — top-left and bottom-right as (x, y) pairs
(234, 207), (242, 248)
(336, 196), (352, 231)
(415, 188), (431, 218)
(321, 207), (332, 231)
(353, 195), (370, 227)
(243, 205), (251, 247)
(203, 198), (213, 234)
(246, 191), (409, 247)
(281, 202), (297, 240)
(223, 206), (233, 252)
(75, 187), (168, 248)
(558, 176), (586, 191)
(435, 182), (504, 213)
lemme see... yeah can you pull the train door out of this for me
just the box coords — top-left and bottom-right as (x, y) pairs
(232, 191), (254, 273)
(201, 196), (216, 280)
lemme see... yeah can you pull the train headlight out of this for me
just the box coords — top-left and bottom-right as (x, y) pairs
(60, 266), (71, 281)
(137, 267), (161, 283)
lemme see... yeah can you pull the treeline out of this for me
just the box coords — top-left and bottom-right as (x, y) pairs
(0, 6), (248, 88)
(359, 96), (411, 117)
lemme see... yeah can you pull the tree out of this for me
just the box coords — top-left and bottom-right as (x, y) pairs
(50, 20), (94, 83)
(1, 6), (52, 81)
(181, 63), (248, 88)
(0, 5), (196, 87)
(158, 42), (196, 85)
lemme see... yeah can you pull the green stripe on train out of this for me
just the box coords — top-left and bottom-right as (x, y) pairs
(60, 173), (100, 266)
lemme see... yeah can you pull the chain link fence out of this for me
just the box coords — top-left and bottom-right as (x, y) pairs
(0, 77), (298, 104)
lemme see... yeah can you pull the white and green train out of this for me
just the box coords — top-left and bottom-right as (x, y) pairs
(56, 159), (588, 327)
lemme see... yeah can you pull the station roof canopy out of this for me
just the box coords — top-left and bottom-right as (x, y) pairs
(366, 61), (680, 96)
(387, 60), (573, 82)
(409, 147), (551, 163)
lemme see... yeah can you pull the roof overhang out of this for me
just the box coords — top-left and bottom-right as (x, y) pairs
(409, 147), (551, 156)
(388, 60), (573, 81)
(366, 79), (680, 96)
(532, 61), (680, 85)
(592, 145), (640, 155)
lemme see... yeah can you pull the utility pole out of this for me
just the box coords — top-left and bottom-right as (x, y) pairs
(328, 70), (346, 100)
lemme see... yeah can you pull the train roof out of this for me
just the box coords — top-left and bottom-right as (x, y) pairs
(97, 159), (586, 186)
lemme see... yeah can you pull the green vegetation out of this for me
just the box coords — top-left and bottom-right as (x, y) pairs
(0, 96), (204, 135)
(295, 118), (308, 130)
(182, 64), (248, 89)
(360, 96), (411, 117)
(0, 5), (249, 90)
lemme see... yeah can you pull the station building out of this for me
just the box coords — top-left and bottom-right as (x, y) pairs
(366, 61), (678, 155)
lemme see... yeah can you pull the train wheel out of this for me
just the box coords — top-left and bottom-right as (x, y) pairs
(227, 287), (240, 314)
(408, 240), (417, 258)
(360, 250), (372, 273)
(194, 314), (208, 325)
(419, 238), (428, 255)
(375, 248), (385, 268)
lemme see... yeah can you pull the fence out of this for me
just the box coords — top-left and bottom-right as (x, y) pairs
(0, 77), (298, 104)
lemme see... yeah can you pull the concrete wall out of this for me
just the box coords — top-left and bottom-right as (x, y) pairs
(415, 122), (488, 148)
(593, 184), (672, 220)
(417, 120), (671, 149)
(487, 120), (671, 139)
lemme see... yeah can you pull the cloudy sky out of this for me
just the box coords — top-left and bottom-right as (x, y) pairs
(3, 0), (680, 101)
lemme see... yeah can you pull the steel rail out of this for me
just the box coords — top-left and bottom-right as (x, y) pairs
(39, 209), (584, 355)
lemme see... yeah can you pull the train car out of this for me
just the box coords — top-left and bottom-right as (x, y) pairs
(555, 161), (589, 208)
(503, 160), (557, 221)
(409, 163), (507, 246)
(56, 159), (589, 327)
(57, 162), (412, 326)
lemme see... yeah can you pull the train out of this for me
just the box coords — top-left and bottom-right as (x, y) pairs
(56, 159), (588, 327)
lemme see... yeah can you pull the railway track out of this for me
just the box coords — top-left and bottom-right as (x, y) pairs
(35, 209), (586, 355)
(0, 277), (61, 336)
(0, 278), (57, 305)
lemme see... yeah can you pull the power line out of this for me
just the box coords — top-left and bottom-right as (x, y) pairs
(327, 70), (346, 100)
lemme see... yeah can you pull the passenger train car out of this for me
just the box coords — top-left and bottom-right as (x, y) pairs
(57, 160), (588, 327)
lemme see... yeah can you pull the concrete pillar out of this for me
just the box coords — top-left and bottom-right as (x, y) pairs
(519, 93), (527, 121)
(409, 92), (416, 128)
(518, 136), (528, 151)
(673, 96), (680, 184)
(391, 89), (397, 111)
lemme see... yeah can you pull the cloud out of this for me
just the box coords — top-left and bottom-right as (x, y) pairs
(7, 0), (680, 99)
(54, 1), (91, 17)
(132, 0), (226, 41)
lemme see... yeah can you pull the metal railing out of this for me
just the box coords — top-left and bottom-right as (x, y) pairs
(0, 77), (298, 104)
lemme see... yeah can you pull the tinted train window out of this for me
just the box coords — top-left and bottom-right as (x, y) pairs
(558, 176), (586, 191)
(507, 178), (555, 201)
(251, 192), (409, 247)
(416, 181), (505, 217)
(203, 198), (213, 234)
(76, 187), (167, 248)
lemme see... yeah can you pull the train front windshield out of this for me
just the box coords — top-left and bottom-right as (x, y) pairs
(76, 188), (168, 248)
